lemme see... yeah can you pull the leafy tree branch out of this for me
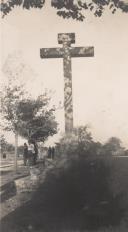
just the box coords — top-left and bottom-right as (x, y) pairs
(1, 0), (128, 19)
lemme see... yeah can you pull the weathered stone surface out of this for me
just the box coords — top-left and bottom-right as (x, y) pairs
(58, 33), (75, 44)
(15, 173), (39, 193)
(40, 46), (94, 59)
(40, 47), (63, 58)
(70, 46), (94, 57)
(40, 33), (94, 133)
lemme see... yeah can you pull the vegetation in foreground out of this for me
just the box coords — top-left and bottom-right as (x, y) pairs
(1, 127), (128, 232)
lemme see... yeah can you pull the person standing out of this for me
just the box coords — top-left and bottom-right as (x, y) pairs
(33, 141), (38, 165)
(42, 147), (47, 167)
(48, 146), (52, 159)
(51, 146), (55, 159)
(23, 143), (28, 166)
(28, 140), (35, 166)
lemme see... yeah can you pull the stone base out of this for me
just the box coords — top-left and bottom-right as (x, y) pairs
(15, 167), (41, 193)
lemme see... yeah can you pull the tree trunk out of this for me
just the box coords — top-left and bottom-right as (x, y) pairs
(14, 131), (18, 172)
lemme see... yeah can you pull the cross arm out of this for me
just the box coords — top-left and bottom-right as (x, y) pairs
(40, 48), (64, 58)
(70, 47), (94, 57)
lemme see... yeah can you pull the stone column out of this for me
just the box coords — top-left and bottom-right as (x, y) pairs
(63, 41), (73, 133)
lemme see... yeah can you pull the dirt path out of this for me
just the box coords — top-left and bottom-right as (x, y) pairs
(0, 159), (55, 220)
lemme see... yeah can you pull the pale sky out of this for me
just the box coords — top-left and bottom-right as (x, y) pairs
(1, 2), (128, 147)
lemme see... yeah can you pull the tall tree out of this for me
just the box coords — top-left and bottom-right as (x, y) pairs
(0, 84), (58, 170)
(0, 83), (25, 171)
(1, 0), (128, 18)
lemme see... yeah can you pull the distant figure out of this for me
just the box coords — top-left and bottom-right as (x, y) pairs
(33, 141), (38, 165)
(51, 146), (55, 159)
(42, 147), (48, 166)
(28, 140), (35, 166)
(3, 153), (6, 159)
(48, 146), (52, 159)
(23, 143), (28, 166)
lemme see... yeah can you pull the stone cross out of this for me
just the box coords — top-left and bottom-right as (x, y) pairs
(40, 33), (94, 133)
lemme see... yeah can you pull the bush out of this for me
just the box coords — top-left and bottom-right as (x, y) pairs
(2, 127), (127, 232)
(34, 127), (125, 230)
(30, 154), (124, 231)
(56, 126), (102, 159)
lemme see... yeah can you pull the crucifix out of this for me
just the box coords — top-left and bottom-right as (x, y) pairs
(40, 33), (94, 133)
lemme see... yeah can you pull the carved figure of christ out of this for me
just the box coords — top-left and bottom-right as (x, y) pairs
(40, 33), (94, 133)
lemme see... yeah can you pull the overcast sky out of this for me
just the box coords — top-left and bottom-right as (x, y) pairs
(1, 2), (128, 147)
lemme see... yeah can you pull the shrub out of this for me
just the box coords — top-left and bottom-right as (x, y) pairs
(56, 126), (102, 159)
(33, 153), (124, 230)
(35, 127), (125, 230)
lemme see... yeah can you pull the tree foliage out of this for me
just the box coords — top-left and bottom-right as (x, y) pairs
(56, 127), (126, 159)
(0, 134), (15, 153)
(0, 134), (7, 153)
(0, 84), (25, 133)
(17, 95), (58, 142)
(57, 126), (102, 158)
(52, 0), (128, 20)
(1, 0), (45, 17)
(1, 53), (58, 144)
(102, 136), (124, 156)
(0, 84), (58, 142)
(1, 0), (128, 19)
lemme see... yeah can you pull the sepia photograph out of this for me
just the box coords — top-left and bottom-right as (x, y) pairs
(0, 1), (128, 231)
